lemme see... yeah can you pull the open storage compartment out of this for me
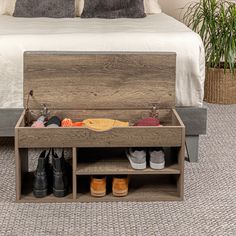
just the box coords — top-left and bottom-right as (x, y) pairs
(15, 52), (185, 202)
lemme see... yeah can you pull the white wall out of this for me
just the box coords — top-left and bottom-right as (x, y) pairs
(159, 0), (191, 21)
(159, 0), (236, 21)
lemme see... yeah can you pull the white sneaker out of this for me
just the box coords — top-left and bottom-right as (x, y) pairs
(149, 148), (165, 170)
(126, 148), (146, 170)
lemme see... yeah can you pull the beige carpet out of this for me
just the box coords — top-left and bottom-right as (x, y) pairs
(0, 103), (236, 236)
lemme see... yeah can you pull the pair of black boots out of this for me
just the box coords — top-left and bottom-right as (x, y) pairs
(33, 149), (71, 198)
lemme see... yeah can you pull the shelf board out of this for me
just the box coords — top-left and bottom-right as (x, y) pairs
(76, 148), (180, 175)
(76, 160), (180, 175)
(77, 190), (181, 202)
(18, 193), (73, 203)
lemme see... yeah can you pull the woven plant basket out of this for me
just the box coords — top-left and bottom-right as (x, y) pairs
(204, 68), (236, 104)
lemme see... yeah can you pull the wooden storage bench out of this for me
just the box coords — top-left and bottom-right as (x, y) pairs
(15, 52), (185, 202)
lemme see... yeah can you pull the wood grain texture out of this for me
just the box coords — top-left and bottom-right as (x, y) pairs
(18, 193), (74, 203)
(29, 109), (172, 125)
(72, 147), (77, 200)
(76, 147), (180, 175)
(177, 123), (185, 200)
(15, 147), (28, 201)
(17, 126), (182, 148)
(172, 109), (185, 127)
(14, 52), (186, 202)
(77, 162), (180, 175)
(76, 189), (180, 202)
(15, 129), (21, 201)
(24, 52), (176, 110)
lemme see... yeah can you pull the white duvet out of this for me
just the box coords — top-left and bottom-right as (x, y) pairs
(0, 13), (205, 108)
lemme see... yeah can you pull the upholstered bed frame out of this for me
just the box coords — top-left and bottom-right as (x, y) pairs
(0, 106), (207, 162)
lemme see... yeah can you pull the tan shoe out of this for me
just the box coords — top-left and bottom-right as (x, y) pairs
(112, 176), (128, 197)
(90, 176), (106, 197)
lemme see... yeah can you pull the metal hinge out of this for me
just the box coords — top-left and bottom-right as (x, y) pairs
(149, 103), (160, 118)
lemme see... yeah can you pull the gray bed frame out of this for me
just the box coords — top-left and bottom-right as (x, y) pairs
(0, 107), (207, 162)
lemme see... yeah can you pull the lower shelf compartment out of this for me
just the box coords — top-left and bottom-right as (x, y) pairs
(18, 172), (181, 202)
(19, 172), (73, 203)
(76, 175), (181, 202)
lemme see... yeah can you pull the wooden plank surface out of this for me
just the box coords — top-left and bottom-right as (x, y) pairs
(76, 147), (180, 175)
(24, 52), (176, 110)
(77, 162), (180, 175)
(29, 109), (172, 125)
(72, 147), (77, 200)
(76, 189), (180, 202)
(17, 126), (183, 148)
(177, 121), (185, 200)
(19, 193), (73, 203)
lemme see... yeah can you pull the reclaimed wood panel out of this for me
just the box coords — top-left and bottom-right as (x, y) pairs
(24, 52), (176, 110)
(29, 109), (172, 125)
(76, 189), (180, 202)
(77, 162), (180, 175)
(76, 147), (180, 175)
(17, 126), (182, 148)
(72, 147), (77, 200)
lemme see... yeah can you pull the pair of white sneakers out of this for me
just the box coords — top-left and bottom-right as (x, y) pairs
(126, 147), (165, 170)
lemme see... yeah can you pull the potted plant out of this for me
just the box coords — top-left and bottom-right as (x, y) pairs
(184, 0), (236, 104)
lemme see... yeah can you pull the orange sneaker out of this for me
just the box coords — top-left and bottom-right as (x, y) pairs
(90, 176), (106, 197)
(112, 176), (128, 197)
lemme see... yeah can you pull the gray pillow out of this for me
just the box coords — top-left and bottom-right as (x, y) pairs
(81, 0), (146, 19)
(13, 0), (75, 18)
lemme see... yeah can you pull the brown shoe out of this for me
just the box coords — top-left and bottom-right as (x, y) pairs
(90, 176), (106, 197)
(112, 176), (128, 197)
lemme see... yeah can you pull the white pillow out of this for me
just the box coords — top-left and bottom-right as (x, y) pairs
(0, 0), (16, 15)
(1, 0), (161, 16)
(75, 0), (162, 16)
(0, 0), (7, 14)
(144, 0), (162, 14)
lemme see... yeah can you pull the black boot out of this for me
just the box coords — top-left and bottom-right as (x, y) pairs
(52, 149), (70, 197)
(33, 150), (51, 198)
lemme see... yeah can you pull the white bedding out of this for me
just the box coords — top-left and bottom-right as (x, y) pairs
(0, 13), (205, 108)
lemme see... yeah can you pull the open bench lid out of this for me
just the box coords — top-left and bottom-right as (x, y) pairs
(24, 52), (176, 110)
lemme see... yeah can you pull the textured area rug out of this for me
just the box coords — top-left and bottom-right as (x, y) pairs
(0, 103), (236, 236)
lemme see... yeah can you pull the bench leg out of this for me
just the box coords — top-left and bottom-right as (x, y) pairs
(186, 135), (199, 162)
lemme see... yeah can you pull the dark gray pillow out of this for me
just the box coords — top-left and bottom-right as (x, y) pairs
(81, 0), (146, 19)
(13, 0), (75, 18)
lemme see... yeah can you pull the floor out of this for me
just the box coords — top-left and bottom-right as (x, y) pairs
(0, 103), (236, 236)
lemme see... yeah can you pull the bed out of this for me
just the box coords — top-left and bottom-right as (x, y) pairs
(0, 13), (207, 161)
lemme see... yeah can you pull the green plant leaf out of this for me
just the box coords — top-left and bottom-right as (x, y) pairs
(183, 0), (236, 77)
